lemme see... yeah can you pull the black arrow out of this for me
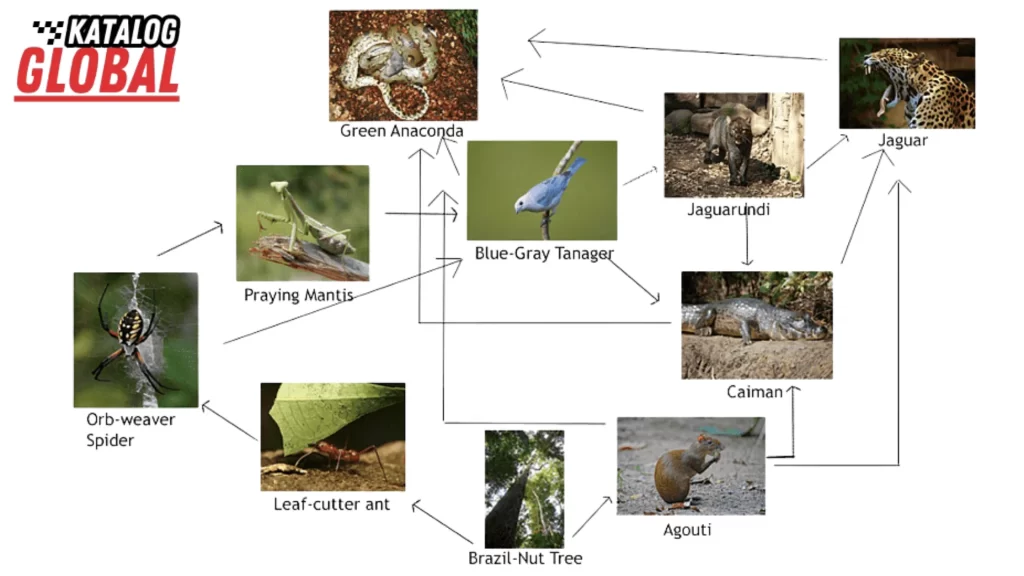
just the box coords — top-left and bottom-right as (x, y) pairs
(742, 212), (753, 266)
(608, 258), (660, 305)
(223, 259), (462, 344)
(622, 165), (657, 186)
(528, 29), (824, 61)
(423, 321), (669, 325)
(766, 386), (801, 459)
(386, 209), (457, 223)
(436, 136), (460, 176)
(441, 187), (449, 421)
(886, 179), (912, 196)
(777, 184), (906, 467)
(446, 420), (605, 425)
(528, 29), (546, 57)
(412, 500), (473, 545)
(201, 400), (257, 441)
(807, 134), (849, 170)
(407, 148), (435, 161)
(501, 68), (642, 112)
(425, 190), (460, 222)
(778, 182), (907, 467)
(571, 496), (613, 538)
(410, 148), (435, 324)
(891, 180), (910, 466)
(840, 149), (893, 264)
(429, 190), (459, 207)
(434, 257), (463, 278)
(157, 221), (222, 257)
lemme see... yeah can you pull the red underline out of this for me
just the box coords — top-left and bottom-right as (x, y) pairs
(13, 95), (179, 102)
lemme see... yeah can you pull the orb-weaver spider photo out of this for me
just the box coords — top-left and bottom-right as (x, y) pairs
(91, 283), (178, 395)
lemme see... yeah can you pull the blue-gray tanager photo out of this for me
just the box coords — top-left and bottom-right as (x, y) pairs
(514, 157), (587, 221)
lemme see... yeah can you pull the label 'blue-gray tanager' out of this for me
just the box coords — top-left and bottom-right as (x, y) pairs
(514, 157), (587, 223)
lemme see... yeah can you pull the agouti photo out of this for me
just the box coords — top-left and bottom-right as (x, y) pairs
(617, 417), (765, 515)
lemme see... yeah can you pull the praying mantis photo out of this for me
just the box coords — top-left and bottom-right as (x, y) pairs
(257, 181), (357, 257)
(236, 165), (370, 281)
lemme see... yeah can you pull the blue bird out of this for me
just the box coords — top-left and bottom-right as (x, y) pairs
(514, 157), (586, 224)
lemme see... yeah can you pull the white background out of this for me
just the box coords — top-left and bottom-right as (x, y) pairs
(1, 0), (1017, 573)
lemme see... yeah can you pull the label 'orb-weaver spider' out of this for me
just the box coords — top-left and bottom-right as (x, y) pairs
(91, 283), (179, 396)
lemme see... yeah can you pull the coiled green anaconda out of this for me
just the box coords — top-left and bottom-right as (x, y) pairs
(340, 22), (438, 120)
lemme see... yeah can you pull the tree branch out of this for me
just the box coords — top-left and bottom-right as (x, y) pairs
(250, 235), (369, 281)
(532, 489), (549, 536)
(542, 140), (583, 241)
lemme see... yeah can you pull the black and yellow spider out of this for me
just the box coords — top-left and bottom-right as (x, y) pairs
(91, 283), (178, 395)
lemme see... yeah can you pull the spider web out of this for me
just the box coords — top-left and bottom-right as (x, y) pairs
(108, 274), (198, 408)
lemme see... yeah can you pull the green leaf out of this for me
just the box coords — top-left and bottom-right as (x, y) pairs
(270, 383), (405, 455)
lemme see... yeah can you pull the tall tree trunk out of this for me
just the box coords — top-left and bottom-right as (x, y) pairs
(769, 93), (805, 182)
(485, 470), (530, 548)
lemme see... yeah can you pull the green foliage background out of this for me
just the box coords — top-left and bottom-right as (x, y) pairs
(236, 165), (370, 281)
(73, 273), (198, 408)
(468, 141), (617, 241)
(682, 271), (833, 330)
(838, 39), (901, 129)
(444, 10), (477, 68)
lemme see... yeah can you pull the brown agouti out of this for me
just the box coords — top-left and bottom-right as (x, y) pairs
(654, 434), (724, 503)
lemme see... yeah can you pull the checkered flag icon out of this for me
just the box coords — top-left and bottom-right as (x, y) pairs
(32, 20), (65, 46)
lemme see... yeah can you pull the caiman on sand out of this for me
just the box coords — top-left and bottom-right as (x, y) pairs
(681, 298), (828, 345)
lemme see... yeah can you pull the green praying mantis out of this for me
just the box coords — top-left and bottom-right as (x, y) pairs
(257, 181), (356, 257)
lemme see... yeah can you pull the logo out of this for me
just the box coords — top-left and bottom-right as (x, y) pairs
(15, 15), (180, 102)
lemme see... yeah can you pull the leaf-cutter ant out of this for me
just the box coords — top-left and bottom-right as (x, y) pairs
(294, 441), (389, 484)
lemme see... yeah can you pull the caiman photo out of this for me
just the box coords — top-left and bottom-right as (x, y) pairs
(681, 272), (833, 379)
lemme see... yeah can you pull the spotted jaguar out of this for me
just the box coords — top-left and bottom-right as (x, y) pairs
(863, 48), (975, 129)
